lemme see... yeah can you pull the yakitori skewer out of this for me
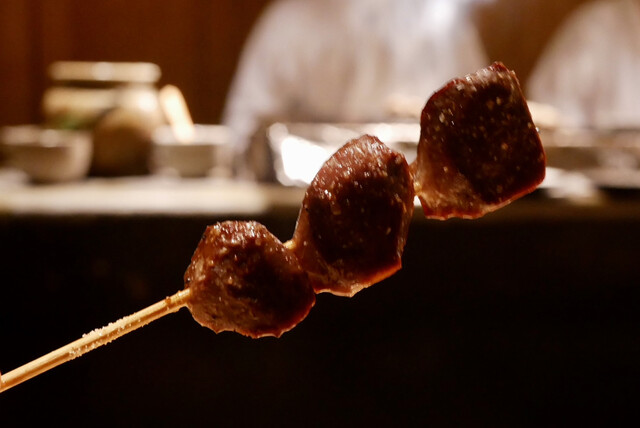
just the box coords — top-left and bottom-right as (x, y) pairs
(1, 62), (546, 394)
(1, 221), (317, 393)
(1, 290), (191, 393)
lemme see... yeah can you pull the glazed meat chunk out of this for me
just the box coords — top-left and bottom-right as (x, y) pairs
(290, 135), (415, 297)
(413, 62), (546, 219)
(184, 221), (315, 338)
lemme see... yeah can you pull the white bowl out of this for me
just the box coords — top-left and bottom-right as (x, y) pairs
(1, 126), (93, 183)
(151, 124), (234, 178)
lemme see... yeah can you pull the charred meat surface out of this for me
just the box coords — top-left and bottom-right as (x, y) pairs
(291, 135), (415, 297)
(184, 221), (315, 338)
(413, 62), (546, 219)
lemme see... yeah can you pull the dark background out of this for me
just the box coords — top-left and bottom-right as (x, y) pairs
(1, 198), (639, 426)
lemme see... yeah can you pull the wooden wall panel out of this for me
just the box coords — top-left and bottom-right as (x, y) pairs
(0, 0), (269, 127)
(0, 1), (38, 125)
(34, 0), (269, 124)
(0, 0), (592, 128)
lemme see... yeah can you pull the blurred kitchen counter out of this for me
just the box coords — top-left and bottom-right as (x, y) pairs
(2, 167), (640, 222)
(0, 171), (305, 218)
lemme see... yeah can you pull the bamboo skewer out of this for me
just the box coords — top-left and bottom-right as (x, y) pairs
(1, 240), (296, 394)
(0, 288), (192, 394)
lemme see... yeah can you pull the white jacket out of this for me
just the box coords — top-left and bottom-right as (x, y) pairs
(222, 0), (488, 155)
(527, 0), (640, 129)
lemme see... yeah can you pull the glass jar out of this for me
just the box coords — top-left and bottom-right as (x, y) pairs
(42, 61), (165, 176)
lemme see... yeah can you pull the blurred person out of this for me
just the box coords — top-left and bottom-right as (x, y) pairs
(222, 0), (489, 177)
(527, 0), (640, 129)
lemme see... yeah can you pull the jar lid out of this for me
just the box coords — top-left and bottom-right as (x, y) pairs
(48, 61), (161, 84)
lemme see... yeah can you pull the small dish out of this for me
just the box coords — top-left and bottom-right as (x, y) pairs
(151, 124), (234, 178)
(1, 125), (93, 183)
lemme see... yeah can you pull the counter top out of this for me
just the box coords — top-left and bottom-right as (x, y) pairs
(0, 170), (305, 217)
(2, 167), (640, 222)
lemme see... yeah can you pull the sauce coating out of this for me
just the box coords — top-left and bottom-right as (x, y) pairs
(413, 62), (546, 219)
(184, 221), (315, 338)
(291, 135), (415, 296)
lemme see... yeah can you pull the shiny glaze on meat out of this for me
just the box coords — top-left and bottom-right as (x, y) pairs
(291, 135), (415, 296)
(184, 221), (315, 338)
(413, 62), (546, 219)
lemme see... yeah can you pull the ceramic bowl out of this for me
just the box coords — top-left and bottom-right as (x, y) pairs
(1, 125), (93, 183)
(151, 124), (234, 178)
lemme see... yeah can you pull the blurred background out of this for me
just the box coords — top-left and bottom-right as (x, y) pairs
(0, 0), (590, 127)
(2, 0), (625, 183)
(1, 0), (639, 426)
(0, 0), (262, 127)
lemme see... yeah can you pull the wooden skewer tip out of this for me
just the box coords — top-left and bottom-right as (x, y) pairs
(0, 288), (192, 394)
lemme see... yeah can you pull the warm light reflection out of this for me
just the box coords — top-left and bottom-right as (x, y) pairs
(280, 136), (332, 185)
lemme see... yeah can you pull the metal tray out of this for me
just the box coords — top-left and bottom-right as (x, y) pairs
(263, 122), (420, 186)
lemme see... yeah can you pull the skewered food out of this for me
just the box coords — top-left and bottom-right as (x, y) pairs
(412, 62), (546, 219)
(0, 63), (547, 393)
(185, 221), (315, 338)
(290, 135), (414, 296)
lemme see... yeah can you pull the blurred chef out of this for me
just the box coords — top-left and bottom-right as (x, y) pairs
(527, 0), (640, 129)
(222, 0), (489, 176)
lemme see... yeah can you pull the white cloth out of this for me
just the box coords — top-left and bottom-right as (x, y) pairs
(222, 0), (488, 156)
(527, 0), (640, 129)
